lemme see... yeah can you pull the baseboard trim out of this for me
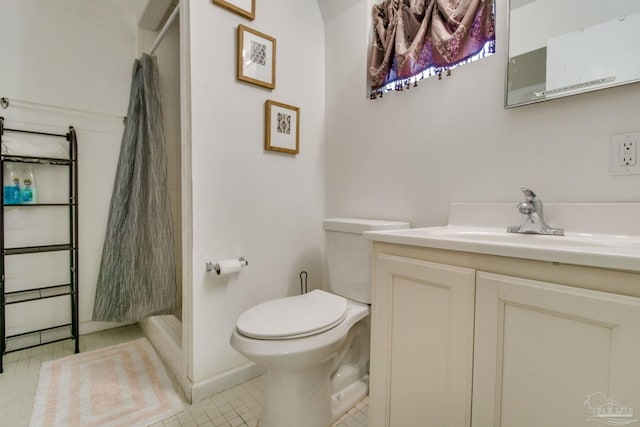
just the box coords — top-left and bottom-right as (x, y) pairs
(79, 320), (133, 336)
(191, 363), (266, 402)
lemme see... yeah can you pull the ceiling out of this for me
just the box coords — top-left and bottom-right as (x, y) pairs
(316, 0), (362, 23)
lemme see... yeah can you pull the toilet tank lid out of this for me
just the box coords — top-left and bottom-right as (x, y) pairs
(323, 218), (410, 234)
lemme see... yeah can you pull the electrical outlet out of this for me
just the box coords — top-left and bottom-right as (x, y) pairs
(619, 140), (636, 166)
(610, 132), (640, 175)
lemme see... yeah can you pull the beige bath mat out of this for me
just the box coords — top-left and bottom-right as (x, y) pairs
(30, 338), (183, 427)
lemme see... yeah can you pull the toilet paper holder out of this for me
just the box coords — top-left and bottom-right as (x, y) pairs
(206, 257), (248, 274)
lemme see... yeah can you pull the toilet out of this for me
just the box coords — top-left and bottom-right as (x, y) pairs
(230, 218), (410, 427)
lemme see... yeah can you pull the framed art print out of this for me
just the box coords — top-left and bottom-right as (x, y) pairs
(213, 0), (255, 21)
(237, 25), (276, 90)
(265, 100), (299, 155)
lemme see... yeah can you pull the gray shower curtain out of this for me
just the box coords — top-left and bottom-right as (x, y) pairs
(93, 54), (176, 323)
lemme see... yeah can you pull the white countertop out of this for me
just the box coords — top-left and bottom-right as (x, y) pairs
(365, 203), (640, 273)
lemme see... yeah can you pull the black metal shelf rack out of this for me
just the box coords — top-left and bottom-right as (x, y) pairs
(0, 116), (79, 373)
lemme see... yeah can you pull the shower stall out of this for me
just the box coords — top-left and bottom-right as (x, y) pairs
(136, 0), (191, 399)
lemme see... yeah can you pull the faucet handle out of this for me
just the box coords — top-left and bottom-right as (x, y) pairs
(520, 188), (543, 212)
(521, 187), (537, 201)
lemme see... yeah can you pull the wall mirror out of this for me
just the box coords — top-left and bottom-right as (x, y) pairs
(505, 0), (640, 108)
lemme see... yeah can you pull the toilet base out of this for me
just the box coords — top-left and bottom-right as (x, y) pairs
(330, 374), (368, 422)
(260, 359), (334, 427)
(259, 364), (368, 427)
(258, 330), (369, 427)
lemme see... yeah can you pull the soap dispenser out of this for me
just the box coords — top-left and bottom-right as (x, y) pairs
(21, 165), (37, 204)
(3, 163), (21, 205)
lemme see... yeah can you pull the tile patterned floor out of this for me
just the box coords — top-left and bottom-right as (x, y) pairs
(149, 374), (368, 427)
(0, 325), (368, 427)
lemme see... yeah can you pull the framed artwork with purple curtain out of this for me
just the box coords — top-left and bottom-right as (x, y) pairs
(237, 25), (276, 90)
(265, 100), (299, 155)
(213, 0), (255, 21)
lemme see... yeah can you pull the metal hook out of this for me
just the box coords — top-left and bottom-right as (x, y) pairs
(1, 98), (9, 109)
(299, 271), (308, 294)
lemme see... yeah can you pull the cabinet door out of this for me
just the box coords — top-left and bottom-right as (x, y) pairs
(473, 272), (640, 427)
(369, 254), (476, 427)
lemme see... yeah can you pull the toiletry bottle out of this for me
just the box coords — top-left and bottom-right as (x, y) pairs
(3, 163), (21, 204)
(21, 165), (37, 204)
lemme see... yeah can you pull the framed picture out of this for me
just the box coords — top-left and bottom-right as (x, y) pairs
(237, 25), (276, 90)
(265, 100), (299, 155)
(213, 0), (255, 21)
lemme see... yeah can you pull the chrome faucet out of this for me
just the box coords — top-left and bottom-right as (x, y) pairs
(507, 188), (564, 236)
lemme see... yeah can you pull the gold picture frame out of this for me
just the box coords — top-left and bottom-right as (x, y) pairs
(213, 0), (255, 21)
(265, 100), (299, 155)
(237, 25), (276, 90)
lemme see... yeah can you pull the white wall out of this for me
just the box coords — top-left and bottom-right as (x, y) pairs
(0, 0), (145, 335)
(187, 0), (326, 383)
(323, 0), (640, 228)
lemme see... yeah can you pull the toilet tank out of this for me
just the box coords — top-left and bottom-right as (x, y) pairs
(323, 218), (410, 304)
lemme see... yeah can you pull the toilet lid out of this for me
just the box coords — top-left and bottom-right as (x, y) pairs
(236, 290), (348, 339)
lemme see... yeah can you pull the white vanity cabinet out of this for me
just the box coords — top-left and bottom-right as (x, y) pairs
(473, 272), (640, 427)
(368, 254), (475, 427)
(368, 242), (640, 427)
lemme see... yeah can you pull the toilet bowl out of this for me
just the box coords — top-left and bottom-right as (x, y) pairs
(229, 218), (410, 427)
(230, 290), (370, 427)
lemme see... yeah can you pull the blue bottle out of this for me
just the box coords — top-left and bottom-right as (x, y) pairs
(21, 166), (37, 204)
(3, 163), (21, 205)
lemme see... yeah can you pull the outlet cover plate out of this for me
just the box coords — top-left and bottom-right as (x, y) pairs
(610, 132), (640, 175)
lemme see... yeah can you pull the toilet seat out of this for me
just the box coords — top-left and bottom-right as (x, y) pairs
(236, 290), (347, 340)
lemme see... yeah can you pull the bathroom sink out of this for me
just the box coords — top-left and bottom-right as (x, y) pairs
(364, 201), (640, 273)
(365, 225), (640, 272)
(404, 227), (618, 248)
